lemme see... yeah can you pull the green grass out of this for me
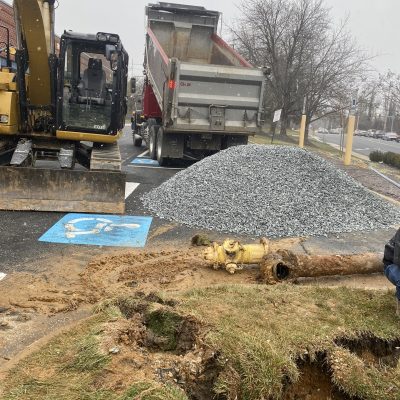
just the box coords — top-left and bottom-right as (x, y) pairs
(121, 382), (188, 400)
(252, 131), (343, 157)
(176, 285), (400, 400)
(63, 333), (111, 373)
(1, 315), (115, 400)
(2, 285), (400, 400)
(0, 312), (187, 400)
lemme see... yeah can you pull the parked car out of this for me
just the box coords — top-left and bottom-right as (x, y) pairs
(382, 132), (399, 141)
(317, 128), (329, 134)
(329, 128), (342, 134)
(373, 130), (385, 139)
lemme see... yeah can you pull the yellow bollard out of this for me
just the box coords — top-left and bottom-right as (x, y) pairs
(299, 114), (307, 148)
(344, 115), (356, 166)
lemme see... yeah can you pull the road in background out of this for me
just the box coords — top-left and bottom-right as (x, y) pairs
(316, 133), (400, 157)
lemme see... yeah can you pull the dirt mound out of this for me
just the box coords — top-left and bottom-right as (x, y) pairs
(98, 296), (220, 400)
(80, 248), (259, 301)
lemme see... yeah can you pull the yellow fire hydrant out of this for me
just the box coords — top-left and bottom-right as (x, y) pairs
(203, 238), (270, 274)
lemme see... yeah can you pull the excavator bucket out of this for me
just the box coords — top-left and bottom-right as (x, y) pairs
(0, 167), (126, 214)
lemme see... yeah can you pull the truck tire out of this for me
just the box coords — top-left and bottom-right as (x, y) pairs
(133, 134), (143, 147)
(149, 125), (159, 160)
(156, 127), (169, 166)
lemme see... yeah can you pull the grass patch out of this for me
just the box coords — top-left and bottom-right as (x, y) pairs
(0, 315), (115, 400)
(63, 333), (110, 372)
(2, 285), (400, 400)
(121, 382), (188, 400)
(252, 132), (343, 158)
(176, 285), (400, 399)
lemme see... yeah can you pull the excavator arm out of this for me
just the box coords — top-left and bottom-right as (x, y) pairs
(13, 0), (55, 107)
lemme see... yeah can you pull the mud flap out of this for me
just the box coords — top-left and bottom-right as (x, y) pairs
(0, 167), (126, 214)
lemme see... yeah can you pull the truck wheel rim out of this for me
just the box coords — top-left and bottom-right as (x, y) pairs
(149, 135), (154, 154)
(157, 138), (162, 159)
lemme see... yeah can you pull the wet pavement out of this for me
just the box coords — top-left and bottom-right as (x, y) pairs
(0, 127), (397, 274)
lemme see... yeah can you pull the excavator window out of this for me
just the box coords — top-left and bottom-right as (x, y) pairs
(62, 48), (113, 131)
(57, 33), (129, 135)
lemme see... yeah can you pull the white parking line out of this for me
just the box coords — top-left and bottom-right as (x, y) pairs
(0, 273), (6, 281)
(125, 182), (140, 199)
(137, 150), (149, 158)
(128, 165), (184, 170)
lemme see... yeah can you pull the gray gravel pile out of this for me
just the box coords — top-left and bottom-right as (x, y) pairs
(142, 145), (400, 237)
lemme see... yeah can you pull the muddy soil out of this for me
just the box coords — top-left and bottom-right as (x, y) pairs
(0, 243), (259, 369)
(0, 236), (394, 365)
(96, 298), (221, 399)
(283, 358), (351, 400)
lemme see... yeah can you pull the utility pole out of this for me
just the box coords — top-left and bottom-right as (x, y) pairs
(384, 84), (392, 132)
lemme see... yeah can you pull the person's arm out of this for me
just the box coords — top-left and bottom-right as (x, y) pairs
(394, 228), (400, 266)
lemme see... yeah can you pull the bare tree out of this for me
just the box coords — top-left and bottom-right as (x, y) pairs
(232, 0), (367, 139)
(379, 71), (400, 132)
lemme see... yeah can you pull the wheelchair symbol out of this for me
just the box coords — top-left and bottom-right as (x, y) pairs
(64, 217), (140, 239)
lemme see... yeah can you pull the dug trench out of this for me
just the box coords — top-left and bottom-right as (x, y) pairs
(1, 242), (400, 399)
(99, 296), (400, 400)
(4, 290), (399, 399)
(101, 295), (222, 400)
(0, 245), (262, 368)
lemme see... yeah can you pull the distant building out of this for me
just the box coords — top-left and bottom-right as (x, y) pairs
(0, 0), (60, 69)
(0, 0), (16, 68)
(0, 2), (110, 79)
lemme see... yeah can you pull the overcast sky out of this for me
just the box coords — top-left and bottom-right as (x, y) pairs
(5, 0), (398, 75)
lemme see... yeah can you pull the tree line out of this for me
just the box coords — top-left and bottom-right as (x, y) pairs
(231, 0), (380, 141)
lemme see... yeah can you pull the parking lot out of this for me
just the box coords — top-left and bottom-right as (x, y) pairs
(316, 131), (400, 157)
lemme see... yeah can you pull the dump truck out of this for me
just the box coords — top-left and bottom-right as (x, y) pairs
(131, 2), (268, 166)
(0, 0), (128, 213)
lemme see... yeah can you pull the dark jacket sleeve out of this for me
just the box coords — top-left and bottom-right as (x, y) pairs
(394, 228), (400, 266)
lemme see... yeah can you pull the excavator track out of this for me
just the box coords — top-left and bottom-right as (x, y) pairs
(90, 142), (122, 172)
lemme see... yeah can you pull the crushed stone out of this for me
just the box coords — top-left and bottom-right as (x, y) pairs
(142, 145), (400, 237)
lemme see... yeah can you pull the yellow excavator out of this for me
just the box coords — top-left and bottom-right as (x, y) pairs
(0, 0), (128, 213)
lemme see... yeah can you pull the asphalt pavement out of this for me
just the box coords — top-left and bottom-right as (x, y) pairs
(0, 127), (397, 275)
(0, 126), (185, 272)
(316, 133), (400, 157)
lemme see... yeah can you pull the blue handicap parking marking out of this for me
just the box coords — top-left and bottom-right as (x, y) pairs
(131, 158), (159, 166)
(39, 214), (153, 248)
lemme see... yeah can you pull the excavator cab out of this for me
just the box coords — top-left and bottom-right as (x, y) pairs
(57, 32), (128, 136)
